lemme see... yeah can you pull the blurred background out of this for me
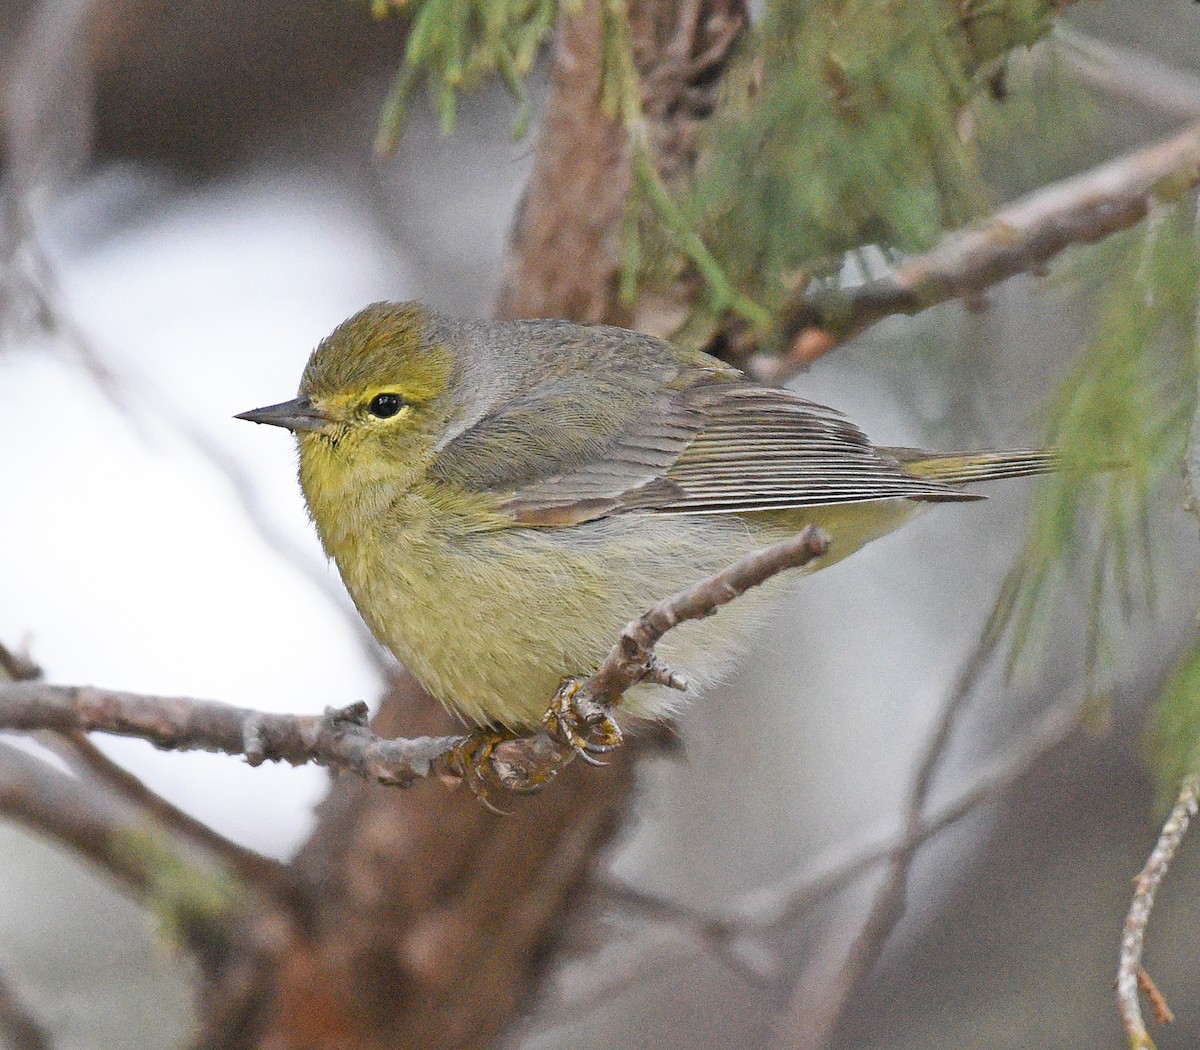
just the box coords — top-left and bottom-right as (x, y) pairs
(2, 1), (1200, 1048)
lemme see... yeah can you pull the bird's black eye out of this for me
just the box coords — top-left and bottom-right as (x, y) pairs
(367, 393), (406, 419)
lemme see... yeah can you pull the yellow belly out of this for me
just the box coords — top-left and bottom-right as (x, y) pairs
(334, 499), (922, 730)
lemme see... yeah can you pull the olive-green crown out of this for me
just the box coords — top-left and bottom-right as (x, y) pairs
(300, 301), (452, 400)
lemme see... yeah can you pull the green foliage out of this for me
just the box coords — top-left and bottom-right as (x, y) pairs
(372, 0), (561, 153)
(1147, 640), (1200, 815)
(629, 144), (774, 328)
(597, 0), (639, 122)
(358, 0), (1070, 336)
(676, 0), (1059, 321)
(1002, 206), (1200, 695)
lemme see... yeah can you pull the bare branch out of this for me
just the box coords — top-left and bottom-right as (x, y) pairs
(0, 642), (42, 683)
(0, 966), (53, 1050)
(583, 525), (831, 707)
(0, 689), (460, 787)
(1056, 27), (1200, 122)
(749, 120), (1200, 384)
(0, 526), (830, 794)
(0, 739), (156, 897)
(584, 696), (1078, 1015)
(1117, 775), (1198, 1050)
(50, 730), (289, 890)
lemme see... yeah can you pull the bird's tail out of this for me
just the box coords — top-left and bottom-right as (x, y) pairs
(884, 448), (1059, 487)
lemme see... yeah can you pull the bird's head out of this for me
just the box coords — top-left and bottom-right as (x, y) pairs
(237, 302), (460, 538)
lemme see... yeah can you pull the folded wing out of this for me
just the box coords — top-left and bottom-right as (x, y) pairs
(432, 365), (976, 527)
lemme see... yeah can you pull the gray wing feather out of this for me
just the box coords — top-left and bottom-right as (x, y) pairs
(619, 384), (975, 515)
(433, 365), (975, 524)
(422, 311), (977, 527)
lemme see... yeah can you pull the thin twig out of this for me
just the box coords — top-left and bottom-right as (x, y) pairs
(1117, 775), (1198, 1050)
(583, 525), (831, 705)
(771, 565), (1036, 1050)
(50, 730), (289, 888)
(0, 966), (53, 1050)
(0, 526), (831, 792)
(748, 120), (1200, 384)
(1137, 966), (1175, 1028)
(0, 642), (42, 683)
(1056, 27), (1200, 122)
(596, 878), (778, 988)
(584, 697), (1078, 1012)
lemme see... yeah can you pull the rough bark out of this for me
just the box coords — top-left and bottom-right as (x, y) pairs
(494, 0), (748, 326)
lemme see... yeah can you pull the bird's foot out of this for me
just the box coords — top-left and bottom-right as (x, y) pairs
(542, 680), (623, 764)
(445, 727), (524, 814)
(446, 725), (568, 812)
(445, 686), (623, 810)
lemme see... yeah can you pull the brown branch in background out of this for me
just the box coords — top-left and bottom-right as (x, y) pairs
(1117, 776), (1197, 1050)
(493, 0), (633, 325)
(577, 695), (1079, 1019)
(0, 739), (157, 898)
(0, 641), (42, 683)
(50, 730), (289, 889)
(494, 0), (747, 325)
(0, 966), (53, 1050)
(750, 120), (1200, 385)
(0, 526), (830, 793)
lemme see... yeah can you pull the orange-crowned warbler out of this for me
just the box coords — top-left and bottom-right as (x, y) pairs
(238, 302), (1052, 735)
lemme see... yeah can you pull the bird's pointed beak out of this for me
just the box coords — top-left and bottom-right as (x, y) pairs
(235, 397), (330, 432)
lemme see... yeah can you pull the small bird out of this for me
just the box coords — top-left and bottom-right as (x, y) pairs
(238, 302), (1052, 737)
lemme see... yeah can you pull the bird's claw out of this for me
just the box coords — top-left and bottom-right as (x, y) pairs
(446, 685), (624, 810)
(446, 726), (566, 810)
(543, 680), (623, 760)
(446, 728), (519, 814)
